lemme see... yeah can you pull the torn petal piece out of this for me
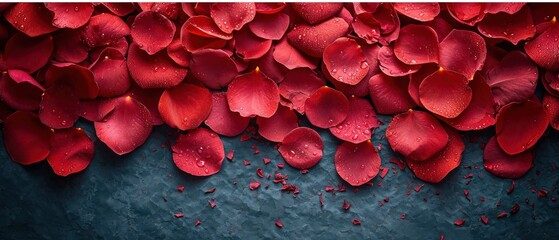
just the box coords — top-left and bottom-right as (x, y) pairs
(172, 128), (225, 176)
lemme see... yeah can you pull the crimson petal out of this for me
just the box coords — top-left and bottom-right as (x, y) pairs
(525, 18), (559, 71)
(254, 3), (285, 14)
(127, 43), (188, 89)
(287, 17), (349, 58)
(4, 32), (53, 73)
(0, 70), (44, 111)
(127, 87), (164, 125)
(53, 29), (88, 63)
(210, 3), (256, 34)
(273, 37), (318, 70)
(439, 29), (486, 80)
(495, 100), (548, 155)
(89, 47), (131, 98)
(158, 83), (212, 131)
(44, 63), (98, 100)
(446, 3), (486, 26)
(47, 128), (94, 176)
(167, 37), (191, 67)
(291, 3), (343, 24)
(181, 15), (233, 41)
(3, 111), (53, 165)
(39, 86), (79, 129)
(234, 27), (272, 60)
(329, 96), (378, 144)
(226, 68), (280, 118)
(102, 3), (135, 16)
(278, 127), (324, 170)
(323, 37), (369, 85)
(305, 86), (349, 128)
(484, 3), (525, 14)
(335, 140), (381, 186)
(172, 128), (225, 176)
(543, 70), (559, 97)
(248, 13), (289, 40)
(386, 110), (448, 161)
(352, 13), (381, 44)
(257, 105), (298, 142)
(45, 3), (94, 29)
(394, 3), (440, 22)
(131, 11), (175, 55)
(204, 92), (249, 137)
(419, 69), (472, 119)
(477, 5), (535, 45)
(408, 64), (439, 107)
(95, 96), (153, 155)
(543, 93), (559, 130)
(81, 13), (130, 48)
(484, 136), (533, 179)
(4, 3), (57, 37)
(394, 24), (439, 65)
(190, 49), (238, 89)
(278, 68), (325, 114)
(368, 73), (416, 115)
(378, 45), (420, 77)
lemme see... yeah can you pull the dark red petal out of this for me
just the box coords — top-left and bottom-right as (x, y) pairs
(278, 68), (325, 114)
(127, 87), (164, 125)
(190, 49), (238, 89)
(543, 70), (559, 97)
(278, 127), (324, 169)
(234, 27), (272, 60)
(182, 30), (228, 54)
(226, 68), (280, 118)
(530, 4), (559, 25)
(394, 3), (440, 22)
(485, 51), (538, 107)
(257, 105), (298, 142)
(323, 37), (369, 85)
(484, 136), (533, 179)
(477, 5), (535, 45)
(335, 140), (381, 186)
(4, 32), (53, 73)
(95, 97), (153, 155)
(525, 20), (559, 71)
(45, 3), (94, 29)
(440, 74), (496, 131)
(439, 29), (486, 80)
(386, 110), (448, 161)
(210, 3), (256, 34)
(3, 111), (52, 165)
(352, 3), (380, 15)
(394, 24), (439, 65)
(419, 69), (472, 118)
(329, 96), (378, 144)
(77, 98), (106, 122)
(158, 83), (212, 131)
(424, 17), (453, 42)
(0, 101), (13, 123)
(88, 37), (129, 62)
(81, 13), (130, 48)
(254, 3), (285, 14)
(253, 46), (288, 83)
(167, 37), (191, 67)
(204, 92), (249, 137)
(4, 3), (57, 37)
(38, 86), (79, 129)
(484, 3), (525, 14)
(0, 70), (44, 111)
(287, 17), (349, 58)
(182, 15), (232, 40)
(248, 13), (289, 40)
(329, 74), (371, 98)
(446, 3), (486, 26)
(352, 13), (381, 44)
(408, 126), (464, 183)
(53, 29), (88, 63)
(291, 3), (343, 24)
(543, 93), (559, 130)
(368, 73), (416, 115)
(131, 11), (175, 55)
(102, 3), (135, 16)
(374, 3), (398, 35)
(495, 100), (548, 155)
(378, 45), (420, 77)
(408, 64), (439, 107)
(172, 128), (225, 176)
(305, 86), (349, 128)
(127, 43), (188, 89)
(44, 63), (98, 100)
(47, 128), (94, 176)
(89, 48), (131, 98)
(144, 3), (181, 20)
(273, 37), (318, 70)
(481, 45), (508, 76)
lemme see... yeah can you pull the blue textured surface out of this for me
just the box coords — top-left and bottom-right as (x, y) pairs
(1, 115), (558, 240)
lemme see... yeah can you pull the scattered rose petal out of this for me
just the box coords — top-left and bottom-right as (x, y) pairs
(305, 86), (349, 128)
(368, 73), (416, 115)
(292, 3), (342, 24)
(235, 27), (272, 60)
(439, 29), (487, 80)
(419, 69), (472, 118)
(190, 49), (238, 89)
(484, 136), (534, 179)
(47, 128), (94, 176)
(335, 140), (381, 186)
(3, 111), (52, 165)
(127, 43), (188, 89)
(323, 37), (369, 85)
(81, 13), (130, 48)
(210, 3), (256, 34)
(257, 105), (298, 142)
(477, 5), (535, 45)
(131, 11), (176, 55)
(0, 70), (44, 111)
(248, 13), (289, 40)
(38, 86), (79, 129)
(394, 24), (439, 65)
(53, 29), (88, 63)
(329, 96), (378, 144)
(89, 47), (131, 98)
(279, 127), (324, 170)
(205, 92), (249, 137)
(394, 3), (440, 22)
(287, 17), (349, 58)
(279, 68), (325, 114)
(44, 63), (99, 100)
(249, 181), (261, 190)
(4, 32), (53, 73)
(45, 3), (94, 29)
(158, 83), (212, 131)
(273, 37), (318, 70)
(4, 3), (57, 37)
(172, 128), (224, 176)
(446, 3), (485, 26)
(226, 68), (280, 118)
(378, 45), (421, 77)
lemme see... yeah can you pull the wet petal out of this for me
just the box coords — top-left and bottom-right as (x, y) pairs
(378, 45), (421, 77)
(352, 13), (381, 44)
(279, 127), (324, 169)
(524, 18), (559, 71)
(439, 29), (487, 80)
(89, 48), (131, 98)
(4, 32), (53, 73)
(47, 128), (94, 176)
(158, 83), (212, 131)
(278, 68), (325, 114)
(257, 105), (298, 142)
(335, 140), (380, 186)
(305, 86), (349, 128)
(542, 70), (559, 97)
(394, 3), (440, 22)
(172, 128), (225, 176)
(484, 3), (525, 14)
(329, 96), (378, 144)
(210, 3), (256, 34)
(131, 11), (176, 55)
(0, 70), (44, 111)
(53, 29), (88, 63)
(102, 3), (135, 16)
(477, 5), (535, 45)
(273, 37), (318, 70)
(167, 37), (191, 67)
(408, 64), (439, 107)
(127, 43), (188, 89)
(3, 111), (52, 165)
(234, 27), (272, 60)
(291, 3), (343, 24)
(484, 136), (533, 179)
(204, 92), (250, 137)
(39, 86), (79, 129)
(127, 87), (164, 125)
(419, 69), (472, 119)
(226, 68), (280, 118)
(190, 49), (238, 89)
(81, 13), (130, 48)
(287, 17), (349, 58)
(446, 3), (486, 26)
(543, 93), (559, 130)
(368, 73), (416, 115)
(323, 37), (369, 85)
(44, 63), (99, 100)
(4, 3), (57, 37)
(45, 3), (94, 29)
(248, 13), (289, 40)
(255, 3), (286, 14)
(394, 24), (439, 65)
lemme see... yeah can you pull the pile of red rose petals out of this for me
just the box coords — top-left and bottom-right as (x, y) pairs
(0, 3), (558, 186)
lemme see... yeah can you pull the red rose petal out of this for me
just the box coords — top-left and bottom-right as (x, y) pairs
(278, 68), (325, 114)
(0, 102), (13, 123)
(446, 3), (485, 26)
(419, 69), (472, 118)
(439, 29), (487, 80)
(226, 68), (280, 118)
(94, 97), (153, 155)
(4, 3), (57, 37)
(4, 32), (53, 73)
(394, 3), (440, 22)
(485, 51), (538, 107)
(352, 13), (381, 44)
(0, 70), (44, 111)
(166, 37), (191, 67)
(424, 17), (453, 42)
(329, 72), (371, 98)
(172, 128), (224, 176)
(253, 46), (288, 83)
(305, 86), (349, 128)
(335, 140), (381, 186)
(477, 5), (535, 45)
(378, 45), (421, 77)
(485, 3), (525, 14)
(204, 92), (249, 137)
(128, 87), (164, 125)
(45, 3), (94, 29)
(323, 37), (369, 85)
(142, 3), (181, 20)
(181, 15), (232, 41)
(352, 3), (380, 15)
(38, 86), (79, 129)
(454, 219), (465, 227)
(53, 29), (88, 63)
(158, 83), (212, 131)
(278, 127), (324, 170)
(440, 74), (496, 131)
(89, 47), (131, 98)
(77, 98), (106, 122)
(287, 17), (349, 58)
(44, 63), (99, 100)
(543, 93), (559, 130)
(484, 136), (533, 179)
(88, 37), (129, 62)
(210, 3), (256, 34)
(81, 13), (130, 48)
(408, 64), (439, 107)
(127, 43), (188, 89)
(374, 3), (401, 45)
(3, 111), (52, 165)
(102, 3), (135, 16)
(386, 110), (449, 161)
(47, 128), (94, 177)
(368, 73), (416, 115)
(394, 24), (439, 65)
(543, 70), (559, 97)
(273, 37), (318, 70)
(292, 3), (342, 24)
(257, 105), (298, 142)
(248, 13), (289, 40)
(525, 18), (559, 71)
(329, 96), (378, 144)
(495, 100), (548, 155)
(234, 27), (272, 60)
(190, 49), (238, 89)
(407, 126), (465, 183)
(131, 11), (176, 55)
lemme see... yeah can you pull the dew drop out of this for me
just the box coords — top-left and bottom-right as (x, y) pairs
(196, 160), (205, 167)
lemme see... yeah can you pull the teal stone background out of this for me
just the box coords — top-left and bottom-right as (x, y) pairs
(0, 115), (558, 239)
